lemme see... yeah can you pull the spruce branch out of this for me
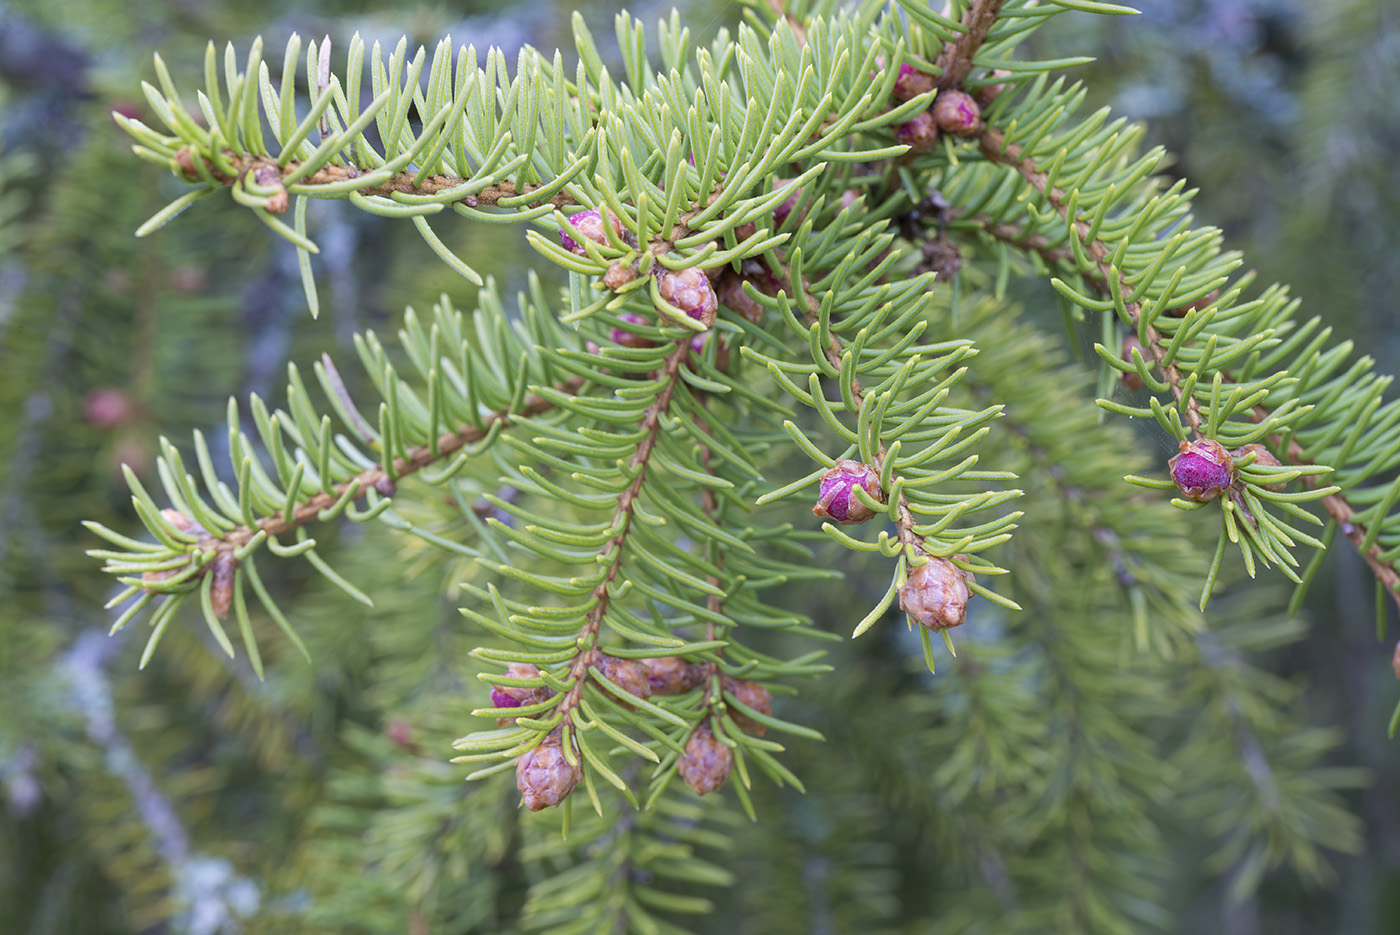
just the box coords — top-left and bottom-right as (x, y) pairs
(555, 340), (693, 724)
(975, 126), (1400, 607)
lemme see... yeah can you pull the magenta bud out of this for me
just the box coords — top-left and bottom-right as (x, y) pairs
(895, 111), (939, 151)
(1168, 438), (1237, 502)
(490, 687), (524, 709)
(932, 90), (981, 136)
(657, 266), (718, 327)
(559, 209), (623, 255)
(892, 63), (936, 101)
(813, 459), (885, 525)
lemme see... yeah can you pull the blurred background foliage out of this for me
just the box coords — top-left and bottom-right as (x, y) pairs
(1, 0), (1398, 932)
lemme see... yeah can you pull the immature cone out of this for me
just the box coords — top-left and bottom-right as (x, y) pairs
(594, 653), (652, 707)
(1120, 336), (1147, 392)
(490, 662), (552, 710)
(932, 90), (981, 136)
(83, 388), (135, 429)
(892, 62), (936, 101)
(972, 68), (1013, 108)
(813, 459), (885, 525)
(657, 266), (718, 327)
(1232, 443), (1286, 492)
(603, 262), (636, 291)
(895, 111), (939, 152)
(641, 656), (707, 695)
(609, 312), (655, 349)
(716, 262), (783, 324)
(209, 552), (236, 619)
(678, 726), (733, 796)
(559, 208), (623, 254)
(1168, 438), (1237, 503)
(899, 555), (974, 631)
(516, 732), (582, 811)
(721, 676), (772, 736)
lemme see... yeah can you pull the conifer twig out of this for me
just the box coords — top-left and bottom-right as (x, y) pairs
(182, 376), (587, 569)
(555, 341), (694, 720)
(176, 148), (577, 209)
(973, 130), (1400, 606)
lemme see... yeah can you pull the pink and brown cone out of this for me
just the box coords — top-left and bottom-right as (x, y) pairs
(1168, 438), (1236, 503)
(678, 726), (733, 796)
(899, 555), (975, 631)
(516, 733), (582, 811)
(813, 459), (885, 525)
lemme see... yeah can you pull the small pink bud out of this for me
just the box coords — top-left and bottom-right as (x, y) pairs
(972, 69), (1013, 108)
(560, 208), (623, 255)
(594, 653), (652, 708)
(603, 262), (636, 291)
(895, 111), (939, 152)
(1231, 443), (1286, 492)
(610, 312), (655, 349)
(932, 90), (981, 136)
(83, 388), (135, 429)
(386, 718), (416, 751)
(813, 459), (885, 525)
(899, 555), (974, 631)
(892, 63), (936, 101)
(641, 657), (707, 695)
(678, 726), (732, 796)
(1169, 438), (1236, 502)
(721, 676), (772, 736)
(657, 266), (718, 327)
(516, 732), (582, 811)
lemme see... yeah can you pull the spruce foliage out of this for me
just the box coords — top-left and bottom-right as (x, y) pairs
(14, 0), (1393, 931)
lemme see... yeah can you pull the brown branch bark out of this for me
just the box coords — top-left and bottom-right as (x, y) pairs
(935, 0), (1008, 91)
(186, 376), (588, 560)
(554, 340), (695, 721)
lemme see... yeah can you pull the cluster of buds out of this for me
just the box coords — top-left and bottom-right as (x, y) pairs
(502, 654), (775, 807)
(251, 164), (289, 215)
(812, 459), (886, 525)
(516, 731), (583, 811)
(559, 208), (625, 255)
(678, 725), (733, 796)
(899, 554), (975, 631)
